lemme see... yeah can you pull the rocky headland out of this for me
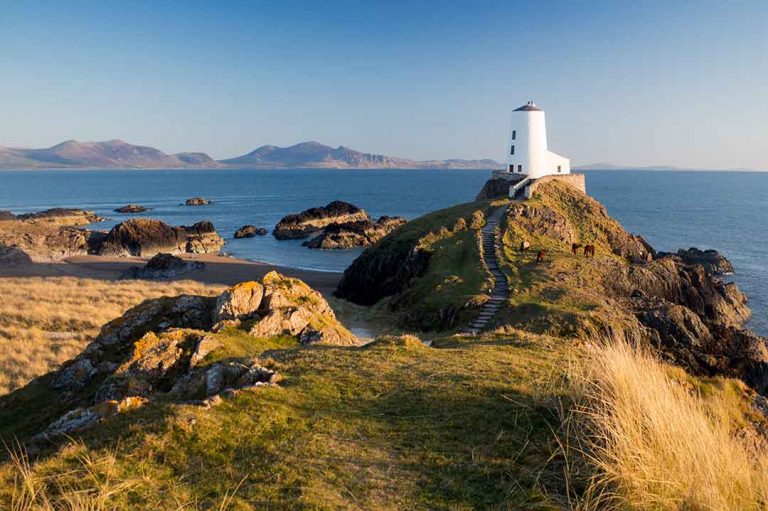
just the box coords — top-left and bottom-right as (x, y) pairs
(274, 200), (406, 249)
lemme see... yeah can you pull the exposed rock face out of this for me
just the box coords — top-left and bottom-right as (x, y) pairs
(121, 253), (205, 280)
(213, 281), (264, 323)
(114, 204), (151, 214)
(475, 176), (524, 200)
(234, 225), (267, 238)
(273, 201), (370, 240)
(657, 247), (735, 275)
(98, 218), (224, 257)
(185, 197), (210, 206)
(303, 216), (407, 249)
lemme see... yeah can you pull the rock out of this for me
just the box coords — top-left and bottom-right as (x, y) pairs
(664, 247), (735, 275)
(52, 358), (98, 391)
(16, 208), (104, 225)
(273, 200), (370, 240)
(114, 204), (151, 214)
(247, 271), (359, 346)
(0, 244), (32, 265)
(212, 281), (264, 323)
(0, 210), (15, 220)
(234, 225), (268, 238)
(475, 175), (525, 200)
(303, 216), (407, 249)
(121, 253), (205, 280)
(185, 197), (210, 206)
(98, 218), (224, 257)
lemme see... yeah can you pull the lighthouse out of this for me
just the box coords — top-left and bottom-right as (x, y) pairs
(504, 101), (570, 179)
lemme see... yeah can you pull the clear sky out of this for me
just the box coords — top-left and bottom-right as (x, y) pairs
(1, 0), (766, 168)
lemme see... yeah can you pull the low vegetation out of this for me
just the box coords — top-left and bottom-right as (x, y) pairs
(568, 341), (768, 510)
(0, 277), (224, 395)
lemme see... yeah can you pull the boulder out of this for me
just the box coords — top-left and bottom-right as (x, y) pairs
(212, 281), (264, 323)
(0, 210), (15, 220)
(273, 200), (370, 240)
(303, 216), (407, 249)
(0, 244), (32, 265)
(185, 197), (210, 206)
(98, 218), (224, 257)
(234, 225), (268, 238)
(114, 204), (151, 214)
(120, 253), (205, 280)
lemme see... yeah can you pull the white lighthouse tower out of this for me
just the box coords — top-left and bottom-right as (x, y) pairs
(505, 101), (570, 179)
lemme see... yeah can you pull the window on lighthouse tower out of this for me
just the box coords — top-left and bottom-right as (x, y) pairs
(510, 145), (515, 155)
(511, 130), (516, 140)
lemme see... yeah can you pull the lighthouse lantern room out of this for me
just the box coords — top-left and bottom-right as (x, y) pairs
(505, 101), (570, 179)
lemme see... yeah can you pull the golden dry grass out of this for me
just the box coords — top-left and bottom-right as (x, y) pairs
(571, 341), (768, 511)
(0, 277), (224, 395)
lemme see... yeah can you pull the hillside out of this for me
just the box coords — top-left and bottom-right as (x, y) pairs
(2, 179), (768, 509)
(0, 140), (220, 169)
(0, 139), (498, 169)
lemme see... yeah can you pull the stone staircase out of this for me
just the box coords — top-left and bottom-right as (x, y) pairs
(465, 207), (508, 335)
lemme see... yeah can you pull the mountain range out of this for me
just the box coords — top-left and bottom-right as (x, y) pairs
(0, 139), (499, 170)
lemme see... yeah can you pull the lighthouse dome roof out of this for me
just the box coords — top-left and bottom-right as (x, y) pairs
(514, 101), (543, 112)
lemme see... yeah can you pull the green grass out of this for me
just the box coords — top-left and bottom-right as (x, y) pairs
(0, 333), (579, 510)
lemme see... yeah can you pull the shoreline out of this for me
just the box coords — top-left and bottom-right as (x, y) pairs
(0, 253), (344, 298)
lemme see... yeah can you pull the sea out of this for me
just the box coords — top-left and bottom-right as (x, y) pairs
(0, 168), (766, 335)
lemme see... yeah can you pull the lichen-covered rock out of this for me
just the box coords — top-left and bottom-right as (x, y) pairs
(303, 216), (407, 249)
(475, 176), (524, 200)
(0, 244), (32, 265)
(98, 218), (224, 257)
(234, 225), (267, 238)
(121, 253), (205, 280)
(213, 281), (264, 323)
(16, 208), (103, 225)
(273, 201), (370, 240)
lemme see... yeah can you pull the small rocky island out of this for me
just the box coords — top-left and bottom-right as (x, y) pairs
(274, 200), (406, 249)
(234, 225), (268, 238)
(185, 197), (210, 206)
(114, 204), (151, 214)
(98, 219), (224, 257)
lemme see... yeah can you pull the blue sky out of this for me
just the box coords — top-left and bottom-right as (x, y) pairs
(1, 0), (766, 168)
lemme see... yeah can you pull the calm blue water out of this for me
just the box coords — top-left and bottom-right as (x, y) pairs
(0, 168), (766, 334)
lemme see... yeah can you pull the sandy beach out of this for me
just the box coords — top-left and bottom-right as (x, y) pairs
(0, 253), (343, 297)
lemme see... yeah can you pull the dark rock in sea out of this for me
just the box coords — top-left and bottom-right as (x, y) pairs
(0, 210), (16, 221)
(120, 253), (205, 280)
(114, 204), (151, 214)
(0, 244), (32, 266)
(234, 225), (268, 239)
(185, 197), (210, 206)
(303, 216), (407, 249)
(97, 218), (224, 257)
(273, 201), (369, 240)
(657, 247), (735, 275)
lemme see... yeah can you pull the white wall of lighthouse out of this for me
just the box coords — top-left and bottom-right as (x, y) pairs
(505, 101), (570, 180)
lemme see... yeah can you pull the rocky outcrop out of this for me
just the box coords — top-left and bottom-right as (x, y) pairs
(98, 219), (224, 257)
(0, 210), (15, 220)
(121, 253), (205, 280)
(37, 273), (356, 437)
(185, 197), (210, 206)
(114, 204), (151, 214)
(273, 201), (369, 240)
(475, 176), (523, 200)
(234, 225), (267, 238)
(16, 208), (103, 226)
(303, 216), (407, 249)
(657, 247), (735, 275)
